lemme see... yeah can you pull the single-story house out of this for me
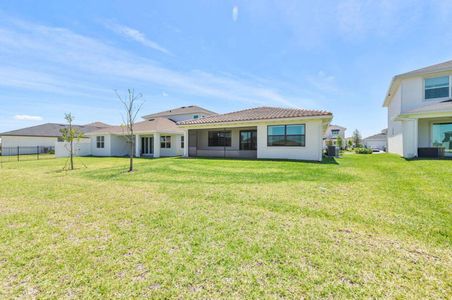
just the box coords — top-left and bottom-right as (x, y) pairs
(384, 59), (452, 158)
(178, 107), (332, 161)
(363, 129), (387, 151)
(81, 106), (217, 158)
(0, 122), (110, 155)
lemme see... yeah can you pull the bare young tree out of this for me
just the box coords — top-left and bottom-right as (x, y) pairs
(116, 89), (144, 172)
(60, 113), (84, 170)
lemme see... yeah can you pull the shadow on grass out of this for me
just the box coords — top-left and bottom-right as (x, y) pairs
(404, 157), (452, 161)
(177, 156), (339, 165)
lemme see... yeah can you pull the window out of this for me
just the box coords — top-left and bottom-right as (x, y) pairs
(425, 76), (450, 100)
(267, 124), (305, 146)
(193, 115), (199, 119)
(208, 131), (231, 147)
(160, 136), (171, 148)
(331, 129), (340, 137)
(240, 130), (257, 150)
(432, 123), (452, 156)
(96, 136), (105, 149)
(181, 136), (184, 148)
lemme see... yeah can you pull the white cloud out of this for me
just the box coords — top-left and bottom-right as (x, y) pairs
(0, 16), (312, 109)
(14, 114), (43, 121)
(232, 5), (239, 22)
(103, 22), (171, 55)
(306, 71), (339, 94)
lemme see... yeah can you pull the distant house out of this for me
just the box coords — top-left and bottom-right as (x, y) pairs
(383, 60), (452, 158)
(363, 129), (387, 151)
(84, 106), (217, 158)
(323, 125), (346, 148)
(178, 107), (332, 161)
(0, 122), (110, 155)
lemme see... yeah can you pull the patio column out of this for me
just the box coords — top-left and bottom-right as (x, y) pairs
(402, 118), (418, 158)
(153, 133), (160, 158)
(135, 134), (140, 157)
(183, 129), (189, 157)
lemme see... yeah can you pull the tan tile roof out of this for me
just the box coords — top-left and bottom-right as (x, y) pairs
(142, 105), (216, 119)
(87, 117), (184, 135)
(178, 107), (332, 125)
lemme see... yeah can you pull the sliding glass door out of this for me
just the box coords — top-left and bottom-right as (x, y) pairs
(240, 130), (257, 150)
(432, 123), (452, 157)
(141, 136), (154, 155)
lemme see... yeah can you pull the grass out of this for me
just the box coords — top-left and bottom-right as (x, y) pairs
(0, 154), (450, 298)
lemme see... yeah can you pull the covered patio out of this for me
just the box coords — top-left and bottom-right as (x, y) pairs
(187, 126), (258, 159)
(396, 101), (452, 158)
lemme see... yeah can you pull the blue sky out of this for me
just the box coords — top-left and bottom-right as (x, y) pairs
(1, 0), (451, 137)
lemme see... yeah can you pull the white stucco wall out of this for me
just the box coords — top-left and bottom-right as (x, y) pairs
(160, 134), (184, 157)
(387, 86), (404, 156)
(90, 134), (111, 156)
(1, 136), (57, 148)
(55, 140), (91, 157)
(400, 77), (424, 113)
(402, 119), (418, 158)
(256, 119), (324, 161)
(110, 135), (130, 156)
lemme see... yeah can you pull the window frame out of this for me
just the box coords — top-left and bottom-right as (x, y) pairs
(160, 136), (171, 149)
(267, 124), (305, 147)
(331, 129), (340, 137)
(239, 130), (257, 150)
(423, 75), (451, 101)
(208, 131), (232, 147)
(96, 136), (105, 149)
(181, 135), (184, 148)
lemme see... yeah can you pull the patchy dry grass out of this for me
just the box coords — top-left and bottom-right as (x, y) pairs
(0, 154), (450, 298)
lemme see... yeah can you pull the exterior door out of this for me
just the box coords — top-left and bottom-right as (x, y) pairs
(432, 123), (452, 157)
(141, 137), (154, 155)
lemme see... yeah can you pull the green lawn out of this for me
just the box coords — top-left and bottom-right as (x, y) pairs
(0, 154), (450, 298)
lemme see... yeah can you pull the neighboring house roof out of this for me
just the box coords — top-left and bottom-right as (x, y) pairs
(142, 105), (217, 119)
(364, 131), (387, 141)
(84, 122), (111, 128)
(395, 60), (452, 78)
(383, 60), (452, 107)
(178, 107), (332, 126)
(0, 122), (111, 137)
(86, 117), (184, 135)
(328, 124), (346, 130)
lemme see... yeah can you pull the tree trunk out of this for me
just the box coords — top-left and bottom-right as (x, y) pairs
(129, 135), (134, 172)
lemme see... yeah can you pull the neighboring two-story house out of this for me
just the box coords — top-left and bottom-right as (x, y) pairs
(323, 125), (346, 148)
(384, 60), (452, 158)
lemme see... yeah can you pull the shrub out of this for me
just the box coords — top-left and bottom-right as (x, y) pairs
(355, 147), (372, 154)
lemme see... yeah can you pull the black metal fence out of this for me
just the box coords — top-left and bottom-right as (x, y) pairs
(0, 146), (55, 162)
